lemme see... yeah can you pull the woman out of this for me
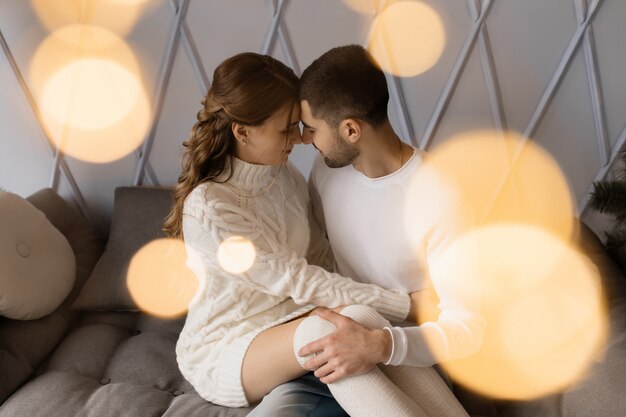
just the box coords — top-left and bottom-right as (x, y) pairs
(163, 52), (467, 417)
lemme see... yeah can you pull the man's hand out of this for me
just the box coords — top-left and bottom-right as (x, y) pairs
(297, 308), (391, 384)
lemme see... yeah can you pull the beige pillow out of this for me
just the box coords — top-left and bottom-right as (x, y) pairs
(0, 191), (76, 320)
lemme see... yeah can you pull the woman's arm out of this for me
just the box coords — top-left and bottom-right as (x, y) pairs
(183, 200), (411, 322)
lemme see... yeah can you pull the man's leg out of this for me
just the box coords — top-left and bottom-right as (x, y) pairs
(248, 372), (348, 417)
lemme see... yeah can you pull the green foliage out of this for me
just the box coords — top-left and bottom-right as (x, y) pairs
(589, 181), (626, 215)
(590, 146), (626, 248)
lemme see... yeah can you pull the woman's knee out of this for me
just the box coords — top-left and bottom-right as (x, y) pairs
(293, 315), (336, 368)
(292, 305), (391, 369)
(339, 305), (390, 330)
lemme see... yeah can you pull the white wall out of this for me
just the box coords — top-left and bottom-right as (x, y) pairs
(0, 0), (625, 239)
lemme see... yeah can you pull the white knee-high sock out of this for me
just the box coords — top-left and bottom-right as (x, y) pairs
(293, 305), (469, 417)
(336, 306), (468, 416)
(379, 366), (469, 417)
(293, 311), (427, 417)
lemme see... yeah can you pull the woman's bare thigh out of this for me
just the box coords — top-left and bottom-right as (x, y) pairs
(241, 307), (343, 403)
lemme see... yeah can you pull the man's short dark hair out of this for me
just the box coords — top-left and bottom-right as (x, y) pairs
(300, 44), (389, 127)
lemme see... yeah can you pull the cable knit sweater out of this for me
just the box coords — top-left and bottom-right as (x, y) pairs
(175, 156), (411, 408)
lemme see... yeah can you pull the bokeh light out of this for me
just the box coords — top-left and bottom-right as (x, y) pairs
(42, 59), (142, 130)
(127, 238), (199, 318)
(368, 1), (446, 77)
(30, 24), (151, 163)
(343, 0), (396, 15)
(30, 24), (141, 95)
(217, 236), (256, 274)
(31, 0), (153, 37)
(428, 224), (607, 400)
(405, 130), (578, 245)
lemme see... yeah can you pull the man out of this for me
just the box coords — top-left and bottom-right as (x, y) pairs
(250, 45), (483, 417)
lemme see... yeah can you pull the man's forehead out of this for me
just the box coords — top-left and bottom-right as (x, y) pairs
(299, 100), (312, 113)
(299, 100), (317, 125)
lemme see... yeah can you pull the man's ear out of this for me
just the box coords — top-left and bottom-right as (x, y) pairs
(339, 118), (362, 144)
(231, 122), (249, 144)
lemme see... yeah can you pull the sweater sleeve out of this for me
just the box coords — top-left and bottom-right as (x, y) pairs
(385, 173), (485, 367)
(306, 175), (335, 271)
(183, 198), (410, 322)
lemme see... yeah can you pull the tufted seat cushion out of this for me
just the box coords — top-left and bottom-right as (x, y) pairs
(0, 311), (254, 416)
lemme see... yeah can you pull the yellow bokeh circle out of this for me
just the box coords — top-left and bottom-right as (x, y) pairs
(127, 238), (199, 319)
(41, 58), (142, 131)
(343, 0), (396, 15)
(31, 0), (153, 37)
(217, 236), (256, 274)
(368, 1), (446, 77)
(429, 224), (607, 400)
(405, 130), (578, 245)
(31, 24), (151, 163)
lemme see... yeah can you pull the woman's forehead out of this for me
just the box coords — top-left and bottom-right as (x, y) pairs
(269, 103), (300, 124)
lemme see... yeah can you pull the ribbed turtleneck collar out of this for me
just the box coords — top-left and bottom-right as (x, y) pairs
(225, 156), (280, 191)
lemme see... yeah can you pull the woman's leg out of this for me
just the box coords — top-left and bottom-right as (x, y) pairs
(241, 307), (342, 403)
(293, 305), (469, 417)
(242, 316), (308, 403)
(379, 365), (469, 417)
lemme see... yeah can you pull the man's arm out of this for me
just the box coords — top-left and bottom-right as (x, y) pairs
(406, 286), (440, 324)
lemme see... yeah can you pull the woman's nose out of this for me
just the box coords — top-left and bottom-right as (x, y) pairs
(301, 130), (313, 145)
(290, 127), (303, 144)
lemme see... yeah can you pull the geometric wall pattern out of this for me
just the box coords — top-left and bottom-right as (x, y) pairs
(1, 0), (625, 237)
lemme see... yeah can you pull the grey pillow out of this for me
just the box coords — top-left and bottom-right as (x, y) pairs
(72, 186), (174, 311)
(0, 191), (76, 320)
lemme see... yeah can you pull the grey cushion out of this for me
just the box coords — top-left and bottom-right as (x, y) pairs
(561, 299), (626, 417)
(0, 188), (105, 403)
(72, 186), (174, 312)
(0, 191), (76, 320)
(0, 311), (254, 417)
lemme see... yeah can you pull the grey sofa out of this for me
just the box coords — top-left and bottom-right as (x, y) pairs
(1, 186), (625, 417)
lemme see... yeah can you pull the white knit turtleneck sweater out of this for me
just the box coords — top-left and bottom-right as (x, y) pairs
(176, 156), (411, 408)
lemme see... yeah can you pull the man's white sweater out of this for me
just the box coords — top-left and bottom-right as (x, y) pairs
(309, 148), (485, 368)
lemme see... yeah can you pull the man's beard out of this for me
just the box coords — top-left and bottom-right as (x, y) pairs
(323, 131), (359, 168)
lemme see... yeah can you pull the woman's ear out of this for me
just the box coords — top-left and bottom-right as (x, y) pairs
(231, 122), (249, 145)
(339, 118), (362, 144)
